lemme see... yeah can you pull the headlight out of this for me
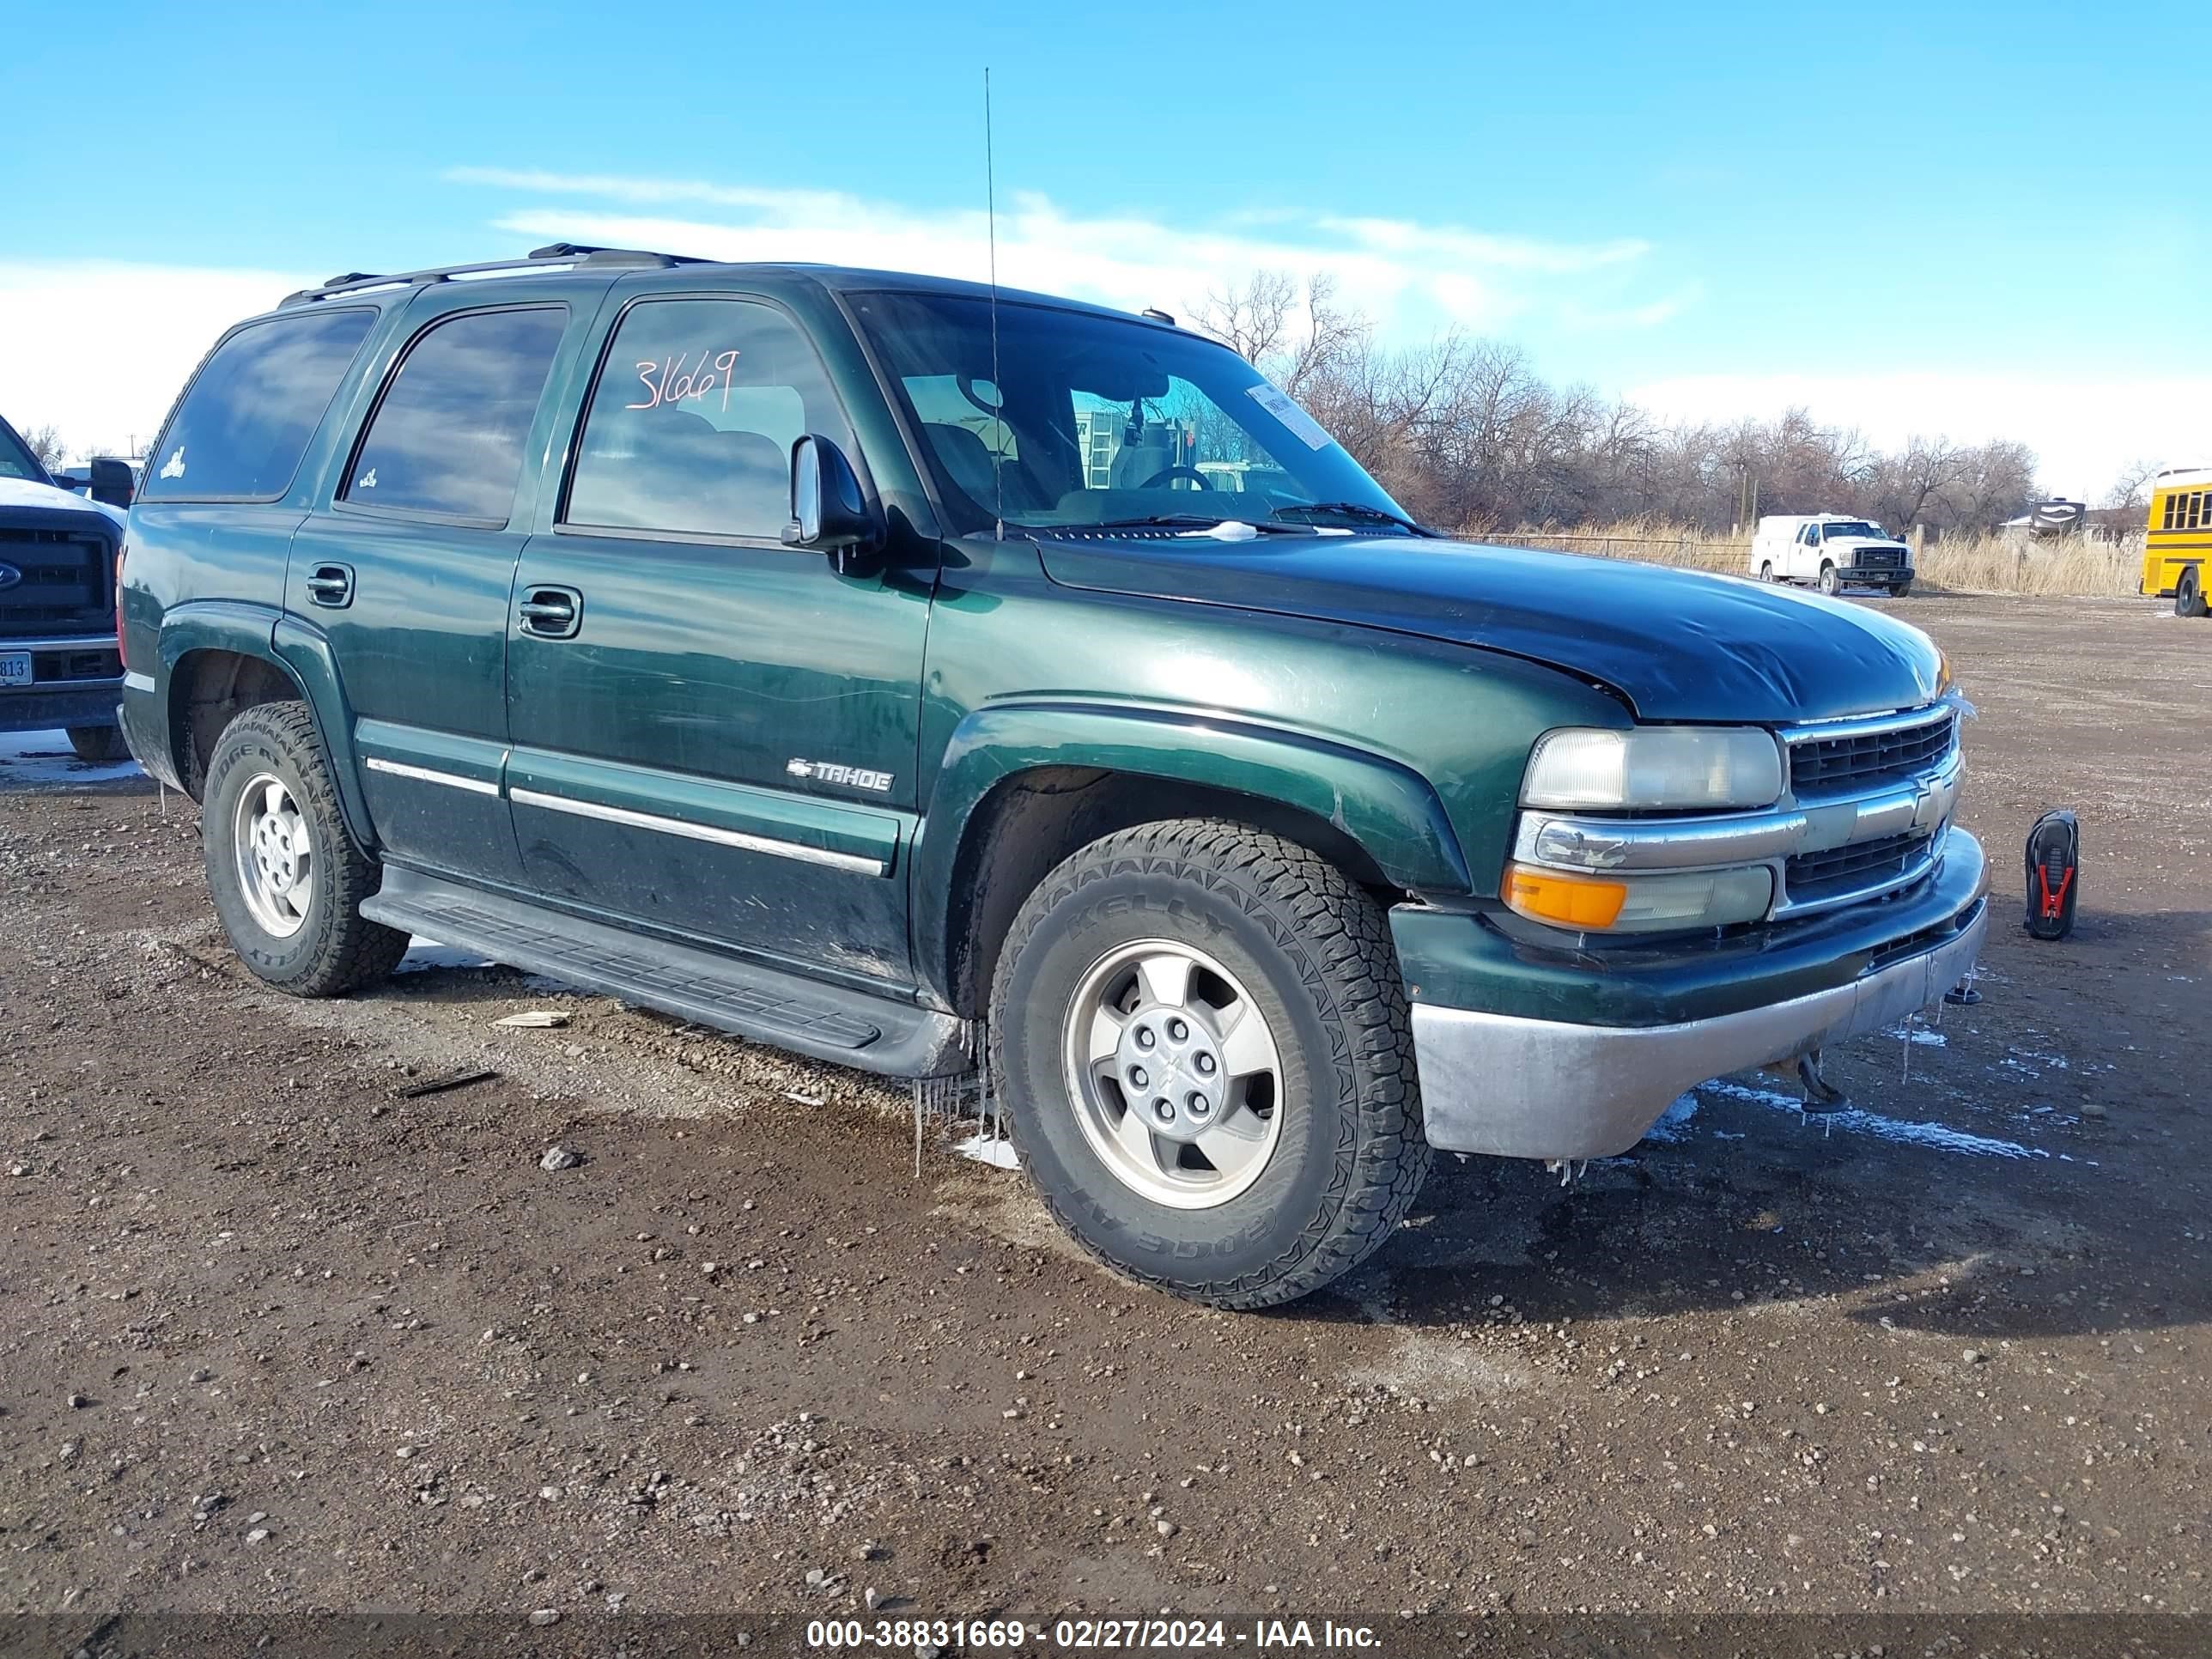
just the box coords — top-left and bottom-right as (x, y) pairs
(1504, 864), (1775, 933)
(1522, 726), (1785, 811)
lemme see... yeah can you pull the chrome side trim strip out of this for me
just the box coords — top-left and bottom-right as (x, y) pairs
(122, 671), (157, 694)
(364, 756), (501, 797)
(508, 786), (885, 876)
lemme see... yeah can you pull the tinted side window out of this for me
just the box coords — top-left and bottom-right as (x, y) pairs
(562, 298), (851, 541)
(342, 307), (567, 523)
(140, 308), (377, 501)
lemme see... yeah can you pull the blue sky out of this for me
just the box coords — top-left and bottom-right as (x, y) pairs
(4, 0), (2207, 495)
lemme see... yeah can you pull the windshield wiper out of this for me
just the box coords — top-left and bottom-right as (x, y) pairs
(1271, 501), (1431, 535)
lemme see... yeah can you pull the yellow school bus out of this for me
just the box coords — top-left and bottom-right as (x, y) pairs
(2144, 466), (2212, 617)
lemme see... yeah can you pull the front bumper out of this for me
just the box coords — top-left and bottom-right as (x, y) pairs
(1, 634), (125, 733)
(2, 681), (125, 733)
(1404, 831), (1988, 1159)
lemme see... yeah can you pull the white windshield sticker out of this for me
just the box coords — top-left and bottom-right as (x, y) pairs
(1246, 383), (1334, 451)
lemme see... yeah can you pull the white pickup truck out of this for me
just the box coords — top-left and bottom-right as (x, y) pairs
(1747, 514), (1914, 597)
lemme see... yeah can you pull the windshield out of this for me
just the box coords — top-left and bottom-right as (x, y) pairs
(1820, 520), (1886, 540)
(849, 291), (1411, 533)
(0, 419), (47, 483)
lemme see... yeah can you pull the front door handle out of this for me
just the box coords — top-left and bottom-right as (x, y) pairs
(304, 562), (355, 608)
(518, 586), (583, 639)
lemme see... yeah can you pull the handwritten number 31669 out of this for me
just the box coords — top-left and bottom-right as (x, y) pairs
(629, 351), (742, 412)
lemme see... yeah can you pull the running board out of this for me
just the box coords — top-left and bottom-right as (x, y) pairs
(362, 866), (973, 1078)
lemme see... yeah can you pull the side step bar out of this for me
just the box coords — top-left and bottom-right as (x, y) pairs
(362, 865), (973, 1078)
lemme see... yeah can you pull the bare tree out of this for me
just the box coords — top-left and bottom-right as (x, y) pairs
(18, 422), (67, 470)
(2100, 458), (2161, 514)
(1195, 267), (2057, 535)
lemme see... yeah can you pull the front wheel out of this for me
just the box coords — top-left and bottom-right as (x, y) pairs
(990, 821), (1429, 1309)
(66, 725), (131, 763)
(1818, 562), (1841, 595)
(202, 701), (410, 996)
(1890, 580), (1914, 599)
(2179, 568), (2208, 618)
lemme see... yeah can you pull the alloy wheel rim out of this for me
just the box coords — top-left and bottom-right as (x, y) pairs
(1060, 939), (1285, 1210)
(233, 772), (314, 939)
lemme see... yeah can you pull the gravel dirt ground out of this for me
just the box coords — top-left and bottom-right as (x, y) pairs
(2, 595), (2208, 1650)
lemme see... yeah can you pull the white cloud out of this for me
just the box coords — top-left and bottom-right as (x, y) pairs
(0, 260), (313, 461)
(1627, 369), (2212, 500)
(453, 166), (1668, 340)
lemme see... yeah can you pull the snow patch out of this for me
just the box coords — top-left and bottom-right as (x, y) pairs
(1641, 1092), (1701, 1143)
(1694, 1078), (2053, 1160)
(0, 729), (142, 786)
(396, 936), (497, 973)
(954, 1132), (1020, 1170)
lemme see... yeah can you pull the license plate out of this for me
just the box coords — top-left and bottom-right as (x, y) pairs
(0, 651), (31, 687)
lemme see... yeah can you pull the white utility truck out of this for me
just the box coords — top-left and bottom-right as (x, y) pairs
(1747, 514), (1914, 597)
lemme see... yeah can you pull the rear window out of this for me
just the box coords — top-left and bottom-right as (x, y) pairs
(340, 307), (567, 525)
(141, 308), (377, 501)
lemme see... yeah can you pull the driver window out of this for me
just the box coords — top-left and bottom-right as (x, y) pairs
(563, 298), (852, 541)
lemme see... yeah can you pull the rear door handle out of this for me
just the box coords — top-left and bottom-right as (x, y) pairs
(518, 586), (583, 639)
(304, 562), (355, 608)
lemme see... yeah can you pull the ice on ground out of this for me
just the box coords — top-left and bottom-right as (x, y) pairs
(1885, 1024), (1948, 1047)
(0, 729), (143, 786)
(398, 936), (497, 973)
(1694, 1077), (2052, 1160)
(954, 1131), (1020, 1170)
(1641, 1092), (1701, 1143)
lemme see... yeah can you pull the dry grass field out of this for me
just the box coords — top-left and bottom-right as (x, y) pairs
(1498, 520), (2146, 599)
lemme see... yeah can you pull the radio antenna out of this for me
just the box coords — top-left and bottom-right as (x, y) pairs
(984, 65), (1005, 540)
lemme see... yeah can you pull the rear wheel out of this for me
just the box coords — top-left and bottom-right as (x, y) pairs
(65, 725), (131, 763)
(990, 820), (1429, 1309)
(1818, 562), (1841, 595)
(1759, 560), (1775, 582)
(202, 701), (409, 996)
(2179, 568), (2208, 618)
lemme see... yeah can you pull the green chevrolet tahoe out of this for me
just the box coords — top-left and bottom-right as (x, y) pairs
(116, 245), (1988, 1309)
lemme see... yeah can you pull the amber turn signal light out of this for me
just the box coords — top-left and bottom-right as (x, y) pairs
(1503, 864), (1629, 929)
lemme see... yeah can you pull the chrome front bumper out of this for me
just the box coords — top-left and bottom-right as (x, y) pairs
(1408, 891), (1989, 1160)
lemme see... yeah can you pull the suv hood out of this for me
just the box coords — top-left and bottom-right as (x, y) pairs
(0, 475), (127, 529)
(1035, 532), (1944, 724)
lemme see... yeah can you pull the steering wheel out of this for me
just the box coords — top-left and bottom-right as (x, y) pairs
(1139, 465), (1212, 489)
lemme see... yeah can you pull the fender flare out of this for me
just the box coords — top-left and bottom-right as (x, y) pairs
(153, 602), (376, 854)
(910, 701), (1474, 1004)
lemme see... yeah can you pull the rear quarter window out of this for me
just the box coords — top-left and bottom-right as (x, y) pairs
(339, 306), (568, 526)
(141, 308), (378, 501)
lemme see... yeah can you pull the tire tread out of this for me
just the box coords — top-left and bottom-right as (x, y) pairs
(988, 818), (1430, 1310)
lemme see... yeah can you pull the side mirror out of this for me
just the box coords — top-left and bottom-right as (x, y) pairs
(782, 434), (884, 569)
(88, 456), (136, 510)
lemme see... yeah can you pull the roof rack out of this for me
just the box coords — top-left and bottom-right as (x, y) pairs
(278, 244), (708, 307)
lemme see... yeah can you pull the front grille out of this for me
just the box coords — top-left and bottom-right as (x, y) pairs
(1786, 830), (1934, 905)
(0, 526), (112, 633)
(1854, 548), (1904, 568)
(1787, 709), (1954, 797)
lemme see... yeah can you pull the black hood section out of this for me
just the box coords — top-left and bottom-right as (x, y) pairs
(1036, 532), (1945, 724)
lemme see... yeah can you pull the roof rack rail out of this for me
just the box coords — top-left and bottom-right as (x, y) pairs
(278, 245), (708, 307)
